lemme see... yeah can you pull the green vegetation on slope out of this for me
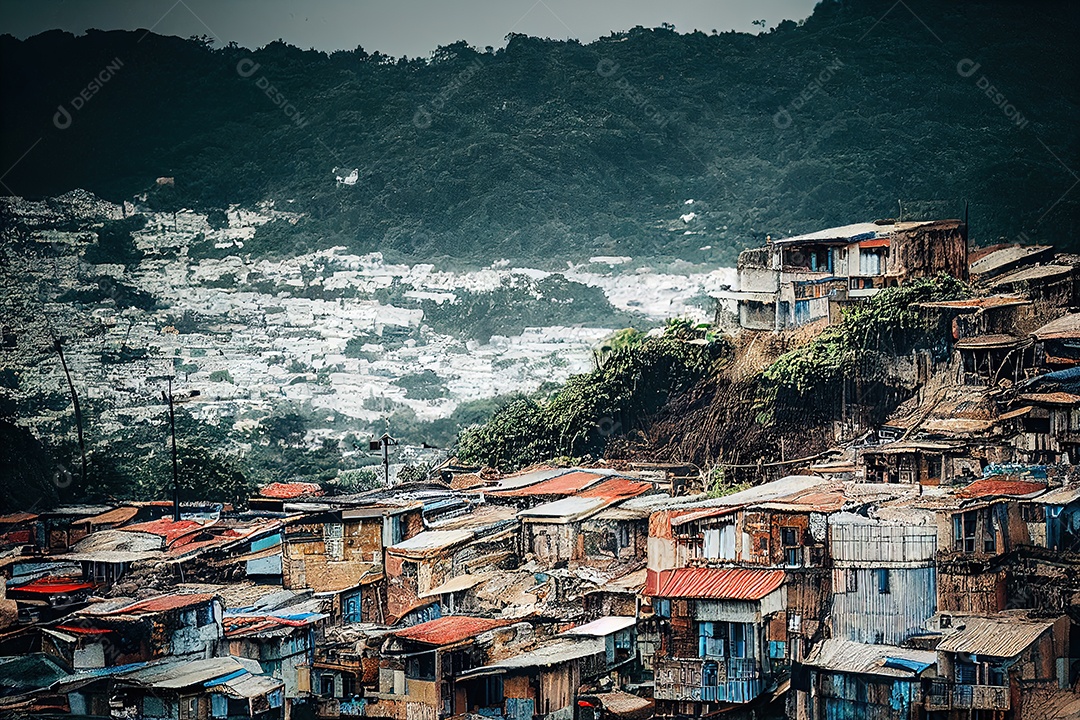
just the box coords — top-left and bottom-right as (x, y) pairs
(457, 320), (728, 470)
(754, 274), (970, 423)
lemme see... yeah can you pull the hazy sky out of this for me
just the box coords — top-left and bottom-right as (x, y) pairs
(0, 0), (820, 57)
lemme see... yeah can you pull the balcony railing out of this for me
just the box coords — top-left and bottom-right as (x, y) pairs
(653, 657), (764, 704)
(924, 681), (1009, 711)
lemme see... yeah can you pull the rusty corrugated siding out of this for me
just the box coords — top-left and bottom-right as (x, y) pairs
(648, 567), (784, 600)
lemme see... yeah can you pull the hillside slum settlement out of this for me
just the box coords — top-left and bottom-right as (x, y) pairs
(2, 236), (1080, 719)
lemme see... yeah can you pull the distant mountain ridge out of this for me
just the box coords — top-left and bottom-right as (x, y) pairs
(1, 0), (1078, 263)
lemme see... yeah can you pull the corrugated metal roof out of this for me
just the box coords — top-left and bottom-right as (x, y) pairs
(774, 222), (895, 246)
(1038, 485), (1080, 506)
(804, 638), (936, 678)
(390, 615), (511, 646)
(999, 406), (1034, 421)
(85, 506), (139, 527)
(562, 616), (636, 637)
(970, 245), (1053, 275)
(0, 512), (38, 525)
(955, 334), (1028, 350)
(1034, 313), (1080, 340)
(460, 638), (606, 677)
(518, 496), (607, 522)
(649, 567), (785, 600)
(958, 479), (1047, 499)
(387, 529), (474, 556)
(485, 466), (569, 491)
(118, 656), (265, 689)
(259, 481), (324, 499)
(937, 616), (1056, 657)
(105, 593), (216, 616)
(122, 519), (206, 545)
(578, 478), (655, 501)
(490, 470), (605, 497)
(1019, 392), (1080, 406)
(991, 264), (1073, 285)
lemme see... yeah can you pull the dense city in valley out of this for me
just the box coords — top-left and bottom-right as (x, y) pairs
(2, 217), (1080, 719)
(2, 0), (1080, 719)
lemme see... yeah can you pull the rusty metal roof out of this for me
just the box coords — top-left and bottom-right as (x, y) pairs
(122, 519), (206, 545)
(1019, 392), (1080, 406)
(954, 334), (1029, 350)
(111, 593), (217, 615)
(958, 479), (1047, 499)
(648, 567), (785, 600)
(937, 615), (1056, 657)
(1034, 313), (1080, 340)
(85, 506), (140, 527)
(578, 478), (655, 501)
(489, 470), (604, 497)
(259, 482), (324, 499)
(390, 615), (511, 646)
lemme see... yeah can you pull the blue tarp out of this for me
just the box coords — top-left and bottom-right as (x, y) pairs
(883, 657), (933, 674)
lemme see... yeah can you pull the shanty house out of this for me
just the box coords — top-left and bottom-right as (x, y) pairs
(935, 479), (1045, 614)
(457, 636), (608, 720)
(924, 613), (1071, 716)
(369, 616), (513, 720)
(859, 441), (970, 485)
(829, 512), (937, 646)
(61, 655), (284, 720)
(384, 509), (517, 623)
(225, 610), (325, 718)
(1032, 313), (1080, 369)
(44, 593), (223, 668)
(648, 567), (787, 713)
(715, 220), (968, 330)
(792, 639), (937, 720)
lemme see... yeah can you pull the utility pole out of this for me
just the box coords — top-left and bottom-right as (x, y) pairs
(369, 432), (399, 487)
(151, 375), (200, 521)
(51, 333), (87, 489)
(162, 378), (180, 521)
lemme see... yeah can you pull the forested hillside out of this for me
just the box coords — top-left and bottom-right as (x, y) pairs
(2, 0), (1078, 264)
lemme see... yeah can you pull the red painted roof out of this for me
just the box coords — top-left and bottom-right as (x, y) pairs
(113, 593), (216, 615)
(0, 512), (38, 525)
(390, 616), (511, 646)
(578, 478), (654, 501)
(958, 478), (1047, 499)
(56, 625), (112, 635)
(122, 519), (204, 545)
(490, 471), (603, 497)
(648, 567), (785, 601)
(859, 238), (891, 249)
(12, 577), (95, 595)
(259, 482), (324, 499)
